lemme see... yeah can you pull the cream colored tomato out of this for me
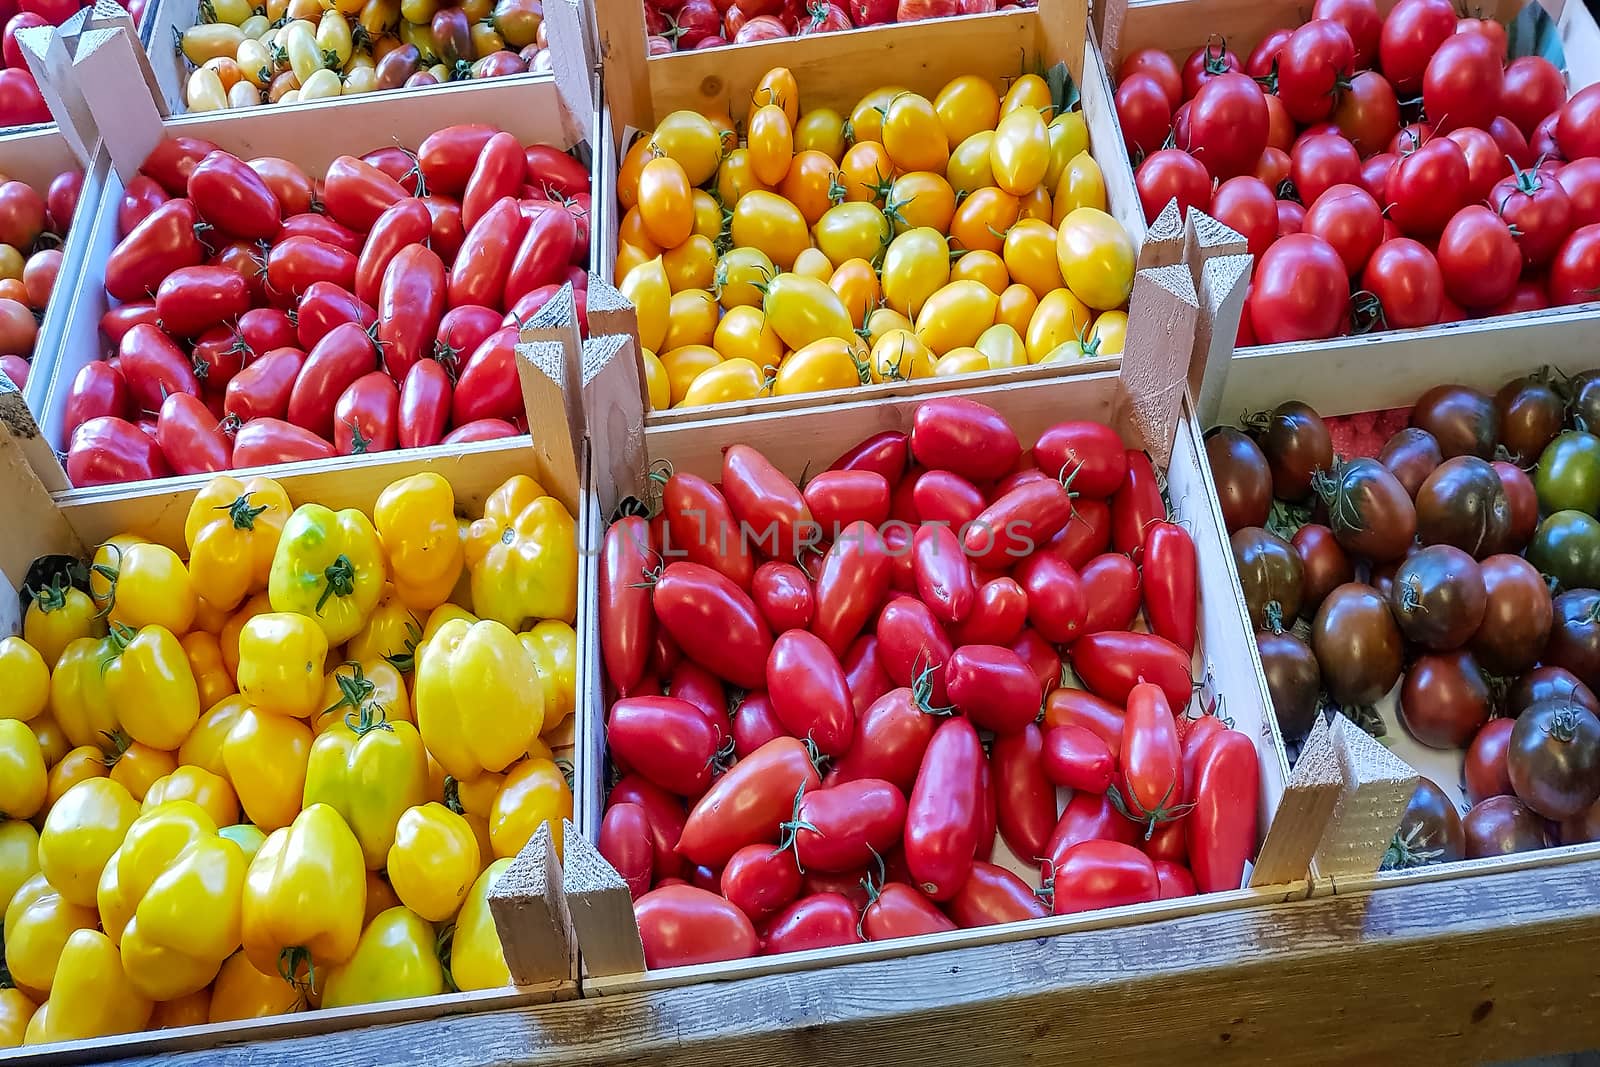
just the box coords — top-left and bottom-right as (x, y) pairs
(975, 323), (1028, 369)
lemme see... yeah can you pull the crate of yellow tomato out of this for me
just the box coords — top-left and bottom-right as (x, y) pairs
(577, 0), (1193, 417)
(0, 359), (591, 1057)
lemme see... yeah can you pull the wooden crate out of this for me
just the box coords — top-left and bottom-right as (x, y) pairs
(1095, 0), (1600, 423)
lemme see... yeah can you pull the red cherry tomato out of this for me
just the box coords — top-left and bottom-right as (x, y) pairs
(1360, 237), (1444, 329)
(1492, 164), (1574, 270)
(1380, 0), (1458, 96)
(1290, 133), (1361, 208)
(1303, 183), (1382, 276)
(1209, 176), (1277, 259)
(1244, 28), (1292, 79)
(763, 892), (859, 954)
(1180, 39), (1241, 99)
(720, 843), (801, 923)
(187, 150), (282, 239)
(1042, 724), (1115, 792)
(1314, 0), (1380, 66)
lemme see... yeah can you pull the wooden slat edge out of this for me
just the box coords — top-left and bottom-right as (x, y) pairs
(1118, 262), (1198, 466)
(1313, 716), (1419, 880)
(488, 821), (575, 986)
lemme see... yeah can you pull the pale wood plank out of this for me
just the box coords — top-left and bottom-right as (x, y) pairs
(1119, 262), (1197, 466)
(489, 821), (576, 987)
(562, 819), (647, 980)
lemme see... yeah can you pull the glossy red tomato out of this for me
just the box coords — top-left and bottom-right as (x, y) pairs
(286, 321), (377, 437)
(1464, 717), (1516, 805)
(1244, 28), (1292, 79)
(0, 68), (47, 126)
(353, 198), (432, 305)
(1442, 126), (1512, 205)
(678, 736), (822, 867)
(1185, 73), (1267, 180)
(609, 696), (721, 797)
(376, 243), (447, 382)
(1042, 724), (1114, 793)
(1115, 74), (1173, 160)
(942, 862), (1046, 928)
(654, 561), (773, 690)
(598, 803), (654, 899)
(1332, 71), (1401, 157)
(1489, 116), (1536, 170)
(1559, 158), (1600, 227)
(416, 125), (499, 198)
(1187, 730), (1259, 892)
(154, 265), (251, 337)
(279, 212), (364, 255)
(766, 629), (854, 756)
(1180, 40), (1241, 99)
(1422, 31), (1503, 133)
(750, 562), (815, 634)
(827, 686), (934, 794)
(63, 361), (129, 438)
(948, 577), (1028, 647)
(717, 843), (802, 923)
(1079, 553), (1141, 635)
(636, 885), (759, 967)
(722, 443), (813, 560)
(225, 347), (304, 422)
(943, 644), (1040, 735)
(875, 595), (955, 704)
(394, 359), (450, 450)
(450, 196), (529, 309)
(1549, 224), (1600, 306)
(1314, 0), (1380, 66)
(1015, 552), (1087, 645)
(1119, 47), (1183, 109)
(68, 416), (171, 486)
(105, 198), (207, 301)
(1277, 19), (1355, 124)
(154, 393), (231, 475)
(904, 716), (984, 901)
(1210, 176), (1279, 259)
(117, 175), (169, 238)
(1493, 165), (1573, 269)
(333, 371), (399, 455)
(611, 774), (688, 881)
(791, 779), (907, 872)
(990, 723), (1055, 860)
(1387, 137), (1472, 241)
(321, 154), (408, 231)
(829, 430), (911, 487)
(1360, 238), (1444, 329)
(1380, 0), (1458, 96)
(860, 881), (956, 941)
(120, 323), (199, 411)
(1357, 153), (1396, 201)
(1500, 56), (1566, 138)
(1303, 184), (1382, 276)
(1246, 233), (1349, 343)
(909, 397), (1019, 482)
(229, 418), (335, 467)
(911, 524), (976, 625)
(1118, 682), (1183, 825)
(1290, 134), (1361, 208)
(1049, 840), (1159, 915)
(600, 516), (655, 697)
(1071, 630), (1192, 712)
(1437, 205), (1520, 309)
(763, 892), (860, 954)
(188, 151), (282, 239)
(1135, 149), (1211, 226)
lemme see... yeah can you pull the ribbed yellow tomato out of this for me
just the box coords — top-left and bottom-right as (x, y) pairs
(619, 257), (670, 353)
(934, 347), (991, 376)
(792, 247), (834, 283)
(658, 345), (723, 406)
(637, 156), (693, 249)
(886, 171), (956, 235)
(731, 191), (809, 270)
(949, 187), (1020, 255)
(715, 148), (769, 207)
(1058, 207), (1136, 310)
(0, 820), (39, 918)
(641, 349), (670, 411)
(883, 93), (948, 173)
(946, 131), (997, 196)
(762, 273), (854, 350)
(753, 67), (799, 126)
(713, 306), (784, 371)
(681, 357), (766, 407)
(1001, 73), (1052, 116)
(778, 150), (844, 225)
(975, 323), (1029, 369)
(649, 110), (725, 185)
(829, 258), (881, 328)
(933, 74), (1000, 146)
(1092, 310), (1129, 355)
(951, 249), (1009, 295)
(1053, 152), (1108, 220)
(1045, 112), (1090, 189)
(914, 280), (998, 355)
(868, 329), (935, 383)
(715, 247), (775, 309)
(838, 141), (894, 205)
(662, 234), (717, 292)
(881, 227), (951, 318)
(990, 107), (1049, 196)
(663, 289), (719, 351)
(814, 201), (891, 266)
(772, 337), (864, 395)
(794, 107), (846, 161)
(747, 104), (794, 187)
(1025, 288), (1094, 363)
(847, 85), (904, 144)
(1003, 218), (1065, 298)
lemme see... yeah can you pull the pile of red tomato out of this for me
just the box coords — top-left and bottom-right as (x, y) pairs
(1208, 377), (1600, 869)
(597, 396), (1261, 968)
(642, 0), (1029, 53)
(0, 167), (81, 389)
(60, 125), (592, 487)
(1115, 0), (1600, 343)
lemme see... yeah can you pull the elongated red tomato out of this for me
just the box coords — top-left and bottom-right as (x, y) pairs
(376, 243), (447, 382)
(118, 175), (169, 237)
(731, 690), (788, 758)
(720, 843), (802, 922)
(64, 362), (129, 438)
(830, 686), (938, 793)
(1179, 714), (1229, 804)
(267, 236), (357, 304)
(654, 562), (772, 690)
(155, 265), (250, 337)
(1143, 521), (1197, 652)
(912, 524), (975, 624)
(322, 154), (408, 231)
(524, 144), (590, 197)
(751, 562), (814, 633)
(398, 359), (451, 449)
(155, 392), (230, 475)
(230, 418), (336, 467)
(436, 305), (505, 368)
(636, 885), (759, 967)
(449, 196), (529, 309)
(1187, 729), (1259, 892)
(105, 198), (207, 301)
(912, 469), (985, 529)
(462, 132), (526, 230)
(608, 695), (720, 797)
(68, 416), (169, 485)
(803, 470), (890, 534)
(763, 893), (860, 954)
(1009, 629), (1061, 698)
(504, 205), (579, 307)
(1042, 792), (1138, 877)
(287, 322), (378, 438)
(1154, 859), (1197, 899)
(121, 323), (199, 411)
(678, 736), (822, 866)
(991, 724), (1054, 861)
(1033, 421), (1128, 497)
(100, 302), (161, 346)
(451, 327), (520, 425)
(1079, 554), (1141, 635)
(1071, 631), (1192, 711)
(141, 136), (220, 197)
(355, 198), (432, 306)
(668, 661), (729, 747)
(829, 430), (910, 487)
(1050, 840), (1160, 915)
(661, 472), (752, 589)
(598, 802), (654, 899)
(904, 716), (983, 901)
(1042, 724), (1114, 792)
(247, 156), (317, 215)
(187, 150), (281, 239)
(442, 420), (518, 444)
(296, 282), (376, 350)
(861, 882), (956, 941)
(723, 444), (814, 561)
(334, 372), (399, 455)
(1015, 553), (1087, 644)
(1042, 498), (1112, 568)
(946, 644), (1040, 734)
(964, 479), (1073, 568)
(419, 124), (501, 197)
(790, 778), (907, 872)
(1043, 687), (1126, 760)
(1119, 683), (1183, 827)
(611, 774), (687, 880)
(949, 577), (1029, 647)
(1112, 450), (1166, 554)
(910, 397), (1021, 482)
(278, 212), (364, 255)
(945, 861), (1048, 928)
(223, 347), (301, 423)
(601, 516), (656, 695)
(842, 636), (893, 717)
(766, 630), (854, 756)
(875, 596), (955, 705)
(813, 521), (891, 655)
(238, 307), (296, 355)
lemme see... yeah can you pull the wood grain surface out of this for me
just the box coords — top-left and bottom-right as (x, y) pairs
(91, 857), (1600, 1067)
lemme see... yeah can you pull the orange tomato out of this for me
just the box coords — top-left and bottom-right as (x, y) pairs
(181, 631), (236, 709)
(747, 104), (794, 187)
(778, 150), (843, 225)
(44, 745), (108, 814)
(1019, 184), (1052, 222)
(951, 249), (1009, 294)
(616, 136), (651, 211)
(661, 234), (717, 292)
(715, 148), (769, 207)
(995, 282), (1039, 336)
(882, 92), (948, 173)
(753, 66), (799, 127)
(637, 156), (694, 249)
(662, 289), (719, 351)
(838, 141), (894, 206)
(616, 205), (661, 256)
(828, 258), (880, 328)
(886, 171), (956, 234)
(949, 187), (1021, 255)
(107, 740), (177, 801)
(713, 306), (784, 372)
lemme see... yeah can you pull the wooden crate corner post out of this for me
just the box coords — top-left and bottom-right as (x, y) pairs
(1248, 715), (1344, 888)
(87, 0), (167, 113)
(1190, 252), (1251, 428)
(0, 403), (84, 618)
(15, 20), (97, 164)
(514, 336), (583, 519)
(1134, 200), (1185, 271)
(486, 821), (575, 986)
(0, 372), (69, 495)
(580, 333), (648, 519)
(70, 25), (166, 181)
(545, 0), (595, 146)
(1314, 716), (1420, 884)
(560, 818), (647, 980)
(589, 0), (651, 135)
(518, 282), (588, 439)
(1118, 262), (1198, 466)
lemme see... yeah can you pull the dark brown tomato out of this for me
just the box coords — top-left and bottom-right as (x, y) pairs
(1570, 369), (1600, 433)
(1470, 554), (1553, 675)
(1493, 372), (1566, 465)
(1378, 427), (1442, 499)
(1463, 794), (1553, 858)
(1464, 717), (1516, 805)
(1543, 589), (1600, 693)
(1315, 458), (1418, 562)
(1383, 777), (1465, 868)
(1491, 460), (1538, 555)
(1507, 666), (1600, 718)
(1291, 523), (1353, 617)
(1506, 698), (1600, 819)
(1256, 628), (1322, 745)
(1387, 544), (1485, 650)
(1413, 456), (1511, 559)
(1560, 798), (1600, 844)
(1312, 583), (1404, 706)
(1399, 649), (1493, 749)
(1250, 400), (1334, 502)
(1205, 427), (1274, 532)
(1409, 383), (1500, 460)
(1231, 526), (1304, 628)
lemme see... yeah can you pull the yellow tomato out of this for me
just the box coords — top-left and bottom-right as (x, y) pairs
(976, 322), (1029, 369)
(641, 349), (670, 411)
(681, 357), (766, 407)
(0, 637), (48, 722)
(715, 148), (769, 207)
(106, 741), (177, 803)
(222, 706), (311, 832)
(1025, 287), (1094, 362)
(649, 110), (725, 186)
(1091, 310), (1129, 355)
(219, 592), (271, 679)
(490, 758), (572, 859)
(865, 306), (915, 344)
(1003, 218), (1065, 298)
(90, 535), (145, 613)
(792, 246), (834, 282)
(1053, 152), (1108, 220)
(713, 306), (784, 372)
(1020, 183), (1053, 222)
(192, 597), (231, 636)
(1058, 207), (1136, 310)
(949, 186), (1021, 255)
(747, 104), (794, 187)
(150, 988), (210, 1030)
(868, 329), (935, 383)
(0, 987), (34, 1047)
(814, 201), (890, 265)
(208, 951), (301, 1021)
(29, 715), (67, 769)
(179, 696), (245, 782)
(662, 234), (717, 292)
(934, 347), (991, 376)
(315, 9), (352, 66)
(881, 226), (951, 318)
(691, 190), (723, 240)
(637, 156), (693, 249)
(387, 805), (479, 922)
(38, 777), (140, 907)
(773, 336), (864, 395)
(715, 247), (775, 309)
(181, 630), (236, 710)
(794, 107), (846, 161)
(829, 258), (880, 328)
(186, 66), (228, 111)
(0, 820), (39, 916)
(951, 249), (1009, 294)
(990, 107), (1049, 196)
(838, 141), (894, 205)
(846, 85), (904, 144)
(1046, 111), (1090, 189)
(662, 288), (719, 351)
(1001, 73), (1052, 116)
(616, 205), (659, 256)
(105, 543), (196, 636)
(614, 243), (650, 284)
(731, 191), (810, 270)
(616, 136), (651, 210)
(777, 150), (842, 225)
(947, 131), (997, 196)
(659, 345), (723, 406)
(883, 92), (948, 173)
(762, 273), (854, 350)
(44, 745), (107, 814)
(0, 720), (45, 820)
(886, 171), (955, 235)
(914, 280), (998, 355)
(619, 257), (670, 353)
(144, 766), (239, 829)
(753, 66), (799, 126)
(934, 74), (1001, 146)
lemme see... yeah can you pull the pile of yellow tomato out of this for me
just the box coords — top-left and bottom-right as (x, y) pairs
(615, 65), (1137, 410)
(0, 468), (577, 1046)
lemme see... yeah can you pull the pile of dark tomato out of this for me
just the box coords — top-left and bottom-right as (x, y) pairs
(1114, 0), (1600, 343)
(1208, 375), (1600, 868)
(597, 396), (1261, 968)
(62, 124), (592, 486)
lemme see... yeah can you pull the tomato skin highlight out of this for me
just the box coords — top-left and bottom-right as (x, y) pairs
(653, 562), (773, 690)
(911, 524), (976, 624)
(904, 716), (984, 901)
(861, 882), (957, 941)
(678, 737), (822, 867)
(609, 696), (721, 798)
(636, 884), (759, 967)
(766, 629), (855, 757)
(1042, 724), (1115, 792)
(188, 150), (282, 240)
(830, 430), (911, 487)
(910, 397), (1021, 483)
(723, 444), (815, 561)
(1144, 521), (1198, 653)
(662, 472), (754, 590)
(1071, 630), (1193, 712)
(751, 562), (815, 634)
(1015, 553), (1087, 645)
(1187, 730), (1260, 893)
(812, 521), (892, 657)
(946, 644), (1043, 735)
